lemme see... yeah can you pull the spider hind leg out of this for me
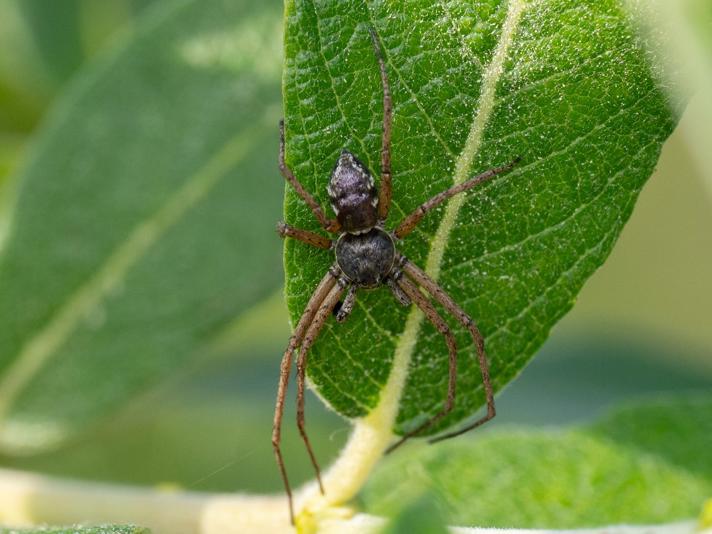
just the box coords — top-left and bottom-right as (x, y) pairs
(335, 284), (357, 323)
(386, 275), (410, 306)
(394, 159), (519, 239)
(295, 281), (345, 497)
(399, 256), (496, 444)
(385, 275), (457, 454)
(272, 268), (340, 524)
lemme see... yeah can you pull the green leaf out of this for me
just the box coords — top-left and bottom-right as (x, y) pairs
(283, 0), (677, 433)
(0, 0), (284, 453)
(380, 493), (449, 534)
(585, 394), (712, 482)
(361, 396), (712, 528)
(0, 526), (149, 534)
(0, 3), (48, 131)
(16, 0), (85, 87)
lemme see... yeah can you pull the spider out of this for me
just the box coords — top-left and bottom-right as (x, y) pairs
(273, 28), (519, 524)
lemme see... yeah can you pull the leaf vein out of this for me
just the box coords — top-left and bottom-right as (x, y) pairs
(310, 3), (373, 164)
(456, 84), (661, 269)
(364, 4), (457, 159)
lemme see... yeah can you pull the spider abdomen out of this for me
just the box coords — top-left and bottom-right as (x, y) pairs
(328, 150), (378, 233)
(335, 228), (395, 288)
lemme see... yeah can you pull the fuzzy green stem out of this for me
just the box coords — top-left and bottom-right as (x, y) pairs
(0, 469), (702, 534)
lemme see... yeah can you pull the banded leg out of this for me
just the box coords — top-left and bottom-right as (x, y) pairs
(386, 275), (457, 454)
(386, 276), (410, 306)
(394, 158), (520, 239)
(296, 281), (346, 494)
(279, 119), (340, 233)
(272, 268), (338, 525)
(368, 27), (393, 222)
(277, 221), (332, 249)
(335, 284), (357, 323)
(399, 257), (495, 443)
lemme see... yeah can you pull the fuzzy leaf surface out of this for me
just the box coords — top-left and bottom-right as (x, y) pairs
(0, 0), (284, 453)
(361, 396), (712, 527)
(283, 0), (676, 433)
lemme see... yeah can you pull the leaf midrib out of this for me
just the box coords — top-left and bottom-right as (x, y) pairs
(386, 0), (528, 414)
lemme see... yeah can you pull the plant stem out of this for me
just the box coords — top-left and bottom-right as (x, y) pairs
(0, 470), (702, 534)
(0, 468), (290, 534)
(294, 320), (418, 528)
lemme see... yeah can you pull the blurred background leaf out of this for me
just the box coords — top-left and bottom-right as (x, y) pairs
(587, 395), (712, 481)
(0, 0), (160, 243)
(380, 492), (449, 534)
(624, 0), (712, 201)
(0, 0), (285, 453)
(0, 527), (149, 534)
(361, 395), (712, 528)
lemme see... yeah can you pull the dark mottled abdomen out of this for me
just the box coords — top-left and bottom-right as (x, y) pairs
(335, 228), (395, 288)
(328, 150), (378, 233)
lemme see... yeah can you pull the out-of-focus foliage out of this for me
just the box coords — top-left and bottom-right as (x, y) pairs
(625, 0), (712, 195)
(362, 395), (712, 528)
(701, 499), (712, 529)
(0, 527), (149, 534)
(587, 395), (712, 480)
(380, 493), (449, 534)
(0, 0), (285, 454)
(0, 0), (159, 186)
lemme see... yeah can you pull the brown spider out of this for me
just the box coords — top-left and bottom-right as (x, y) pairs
(273, 28), (518, 523)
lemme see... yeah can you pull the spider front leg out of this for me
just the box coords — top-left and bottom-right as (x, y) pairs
(394, 158), (520, 239)
(272, 267), (339, 525)
(295, 280), (346, 494)
(386, 276), (410, 306)
(335, 284), (357, 322)
(277, 221), (332, 249)
(386, 274), (458, 454)
(368, 27), (393, 222)
(399, 256), (496, 443)
(279, 119), (340, 233)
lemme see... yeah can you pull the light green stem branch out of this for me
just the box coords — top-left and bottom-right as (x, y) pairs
(0, 469), (702, 534)
(0, 468), (290, 534)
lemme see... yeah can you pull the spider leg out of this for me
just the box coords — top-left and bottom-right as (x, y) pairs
(279, 119), (340, 233)
(335, 284), (357, 322)
(368, 27), (393, 223)
(272, 267), (339, 525)
(398, 256), (495, 443)
(385, 275), (457, 454)
(386, 275), (410, 307)
(296, 280), (346, 495)
(277, 221), (333, 249)
(393, 158), (520, 239)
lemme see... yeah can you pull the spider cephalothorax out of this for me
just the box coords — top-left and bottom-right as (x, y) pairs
(335, 228), (395, 288)
(272, 27), (519, 524)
